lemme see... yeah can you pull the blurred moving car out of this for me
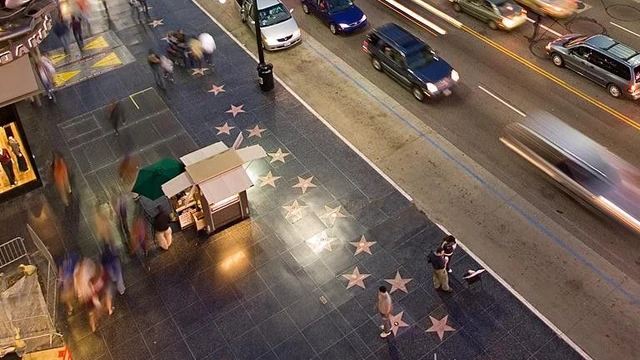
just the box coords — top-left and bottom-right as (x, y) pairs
(546, 34), (640, 99)
(362, 23), (459, 101)
(236, 0), (301, 50)
(301, 0), (367, 35)
(501, 113), (640, 234)
(450, 0), (528, 30)
(514, 0), (575, 18)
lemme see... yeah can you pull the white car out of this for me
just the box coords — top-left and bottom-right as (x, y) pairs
(236, 0), (302, 50)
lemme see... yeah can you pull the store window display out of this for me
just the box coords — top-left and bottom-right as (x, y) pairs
(0, 105), (40, 198)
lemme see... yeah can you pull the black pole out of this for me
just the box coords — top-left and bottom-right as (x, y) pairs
(253, 0), (265, 65)
(253, 0), (274, 91)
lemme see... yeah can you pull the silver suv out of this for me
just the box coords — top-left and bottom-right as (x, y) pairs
(545, 34), (640, 99)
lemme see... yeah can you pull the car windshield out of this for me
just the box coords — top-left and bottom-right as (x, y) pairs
(493, 0), (519, 16)
(405, 48), (436, 69)
(328, 0), (354, 12)
(259, 4), (291, 27)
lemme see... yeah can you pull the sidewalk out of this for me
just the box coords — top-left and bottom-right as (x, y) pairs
(1, 0), (584, 359)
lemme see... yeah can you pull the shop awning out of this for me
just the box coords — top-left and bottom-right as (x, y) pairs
(198, 166), (253, 204)
(161, 172), (194, 198)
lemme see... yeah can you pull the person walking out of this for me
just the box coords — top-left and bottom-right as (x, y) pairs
(198, 32), (215, 67)
(148, 50), (165, 89)
(52, 152), (71, 206)
(130, 210), (149, 257)
(188, 37), (204, 68)
(71, 15), (84, 50)
(52, 16), (70, 54)
(37, 55), (56, 100)
(377, 286), (393, 338)
(441, 235), (457, 273)
(118, 154), (139, 184)
(160, 55), (174, 82)
(101, 242), (125, 295)
(429, 247), (452, 292)
(94, 203), (114, 244)
(106, 99), (124, 135)
(153, 205), (172, 250)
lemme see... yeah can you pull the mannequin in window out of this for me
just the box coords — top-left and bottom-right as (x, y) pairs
(8, 136), (27, 172)
(0, 148), (16, 186)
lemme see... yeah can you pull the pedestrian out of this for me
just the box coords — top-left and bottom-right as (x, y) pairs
(58, 253), (79, 315)
(198, 33), (215, 67)
(94, 203), (114, 244)
(52, 152), (71, 206)
(112, 192), (130, 239)
(153, 205), (172, 250)
(101, 242), (125, 295)
(52, 15), (70, 54)
(106, 99), (124, 135)
(138, 0), (150, 21)
(130, 210), (149, 257)
(160, 55), (174, 82)
(441, 235), (457, 273)
(37, 55), (56, 100)
(377, 286), (393, 338)
(148, 50), (165, 89)
(428, 247), (452, 292)
(118, 154), (139, 184)
(71, 14), (83, 50)
(73, 258), (106, 332)
(188, 37), (203, 68)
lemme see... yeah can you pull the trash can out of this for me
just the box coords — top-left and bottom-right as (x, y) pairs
(257, 62), (274, 92)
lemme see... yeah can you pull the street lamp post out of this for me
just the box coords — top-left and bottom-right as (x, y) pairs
(252, 0), (274, 92)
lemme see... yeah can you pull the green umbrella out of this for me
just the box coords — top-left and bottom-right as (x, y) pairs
(132, 158), (185, 200)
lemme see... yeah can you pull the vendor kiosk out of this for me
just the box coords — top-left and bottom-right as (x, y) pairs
(162, 142), (266, 234)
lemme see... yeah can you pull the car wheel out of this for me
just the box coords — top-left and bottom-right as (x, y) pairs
(607, 83), (622, 98)
(372, 57), (382, 71)
(452, 2), (462, 11)
(488, 20), (498, 30)
(551, 53), (564, 67)
(412, 86), (425, 102)
(330, 23), (338, 35)
(302, 4), (310, 14)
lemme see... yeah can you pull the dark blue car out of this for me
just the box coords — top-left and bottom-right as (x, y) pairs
(301, 0), (367, 35)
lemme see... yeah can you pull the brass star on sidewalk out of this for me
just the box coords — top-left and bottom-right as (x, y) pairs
(320, 205), (346, 226)
(258, 171), (280, 188)
(425, 315), (455, 341)
(349, 235), (376, 255)
(389, 311), (409, 336)
(148, 19), (164, 27)
(191, 67), (209, 76)
(306, 231), (336, 253)
(215, 122), (235, 135)
(246, 125), (267, 138)
(282, 200), (308, 219)
(207, 84), (225, 95)
(342, 267), (370, 289)
(268, 148), (290, 164)
(226, 104), (245, 117)
(384, 271), (413, 294)
(292, 176), (317, 194)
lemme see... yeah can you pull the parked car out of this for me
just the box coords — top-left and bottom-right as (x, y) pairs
(450, 0), (527, 30)
(501, 113), (640, 234)
(301, 0), (367, 35)
(514, 0), (575, 18)
(546, 34), (640, 99)
(236, 0), (301, 50)
(362, 23), (459, 101)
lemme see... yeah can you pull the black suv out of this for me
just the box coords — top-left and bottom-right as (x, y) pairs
(362, 23), (459, 101)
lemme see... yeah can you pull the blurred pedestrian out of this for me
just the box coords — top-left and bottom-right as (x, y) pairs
(74, 258), (107, 332)
(153, 205), (172, 250)
(188, 37), (203, 68)
(37, 55), (56, 100)
(94, 203), (114, 244)
(160, 55), (174, 82)
(441, 235), (457, 273)
(130, 210), (149, 257)
(52, 15), (70, 54)
(101, 242), (125, 295)
(118, 154), (139, 184)
(148, 50), (164, 89)
(198, 33), (215, 67)
(112, 192), (130, 239)
(377, 286), (393, 338)
(52, 152), (71, 206)
(58, 253), (79, 315)
(71, 15), (84, 50)
(428, 247), (452, 292)
(106, 99), (124, 135)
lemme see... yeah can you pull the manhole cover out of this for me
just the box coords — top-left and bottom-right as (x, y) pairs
(606, 4), (640, 22)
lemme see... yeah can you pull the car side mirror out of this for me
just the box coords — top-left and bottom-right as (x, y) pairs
(290, 8), (294, 13)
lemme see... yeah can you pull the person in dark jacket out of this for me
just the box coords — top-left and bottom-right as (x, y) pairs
(52, 16), (70, 54)
(428, 247), (452, 292)
(441, 235), (457, 273)
(153, 205), (172, 250)
(71, 15), (83, 50)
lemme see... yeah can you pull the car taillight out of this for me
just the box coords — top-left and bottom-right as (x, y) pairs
(630, 83), (639, 93)
(362, 40), (369, 52)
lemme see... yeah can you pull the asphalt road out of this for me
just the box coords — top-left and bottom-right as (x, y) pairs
(280, 0), (640, 281)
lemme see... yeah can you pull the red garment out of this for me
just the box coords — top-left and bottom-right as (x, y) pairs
(0, 149), (11, 164)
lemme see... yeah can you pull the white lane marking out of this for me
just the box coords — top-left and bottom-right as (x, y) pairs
(190, 0), (414, 202)
(436, 223), (593, 360)
(386, 0), (448, 34)
(610, 22), (640, 39)
(408, 0), (463, 28)
(477, 85), (527, 117)
(525, 17), (563, 37)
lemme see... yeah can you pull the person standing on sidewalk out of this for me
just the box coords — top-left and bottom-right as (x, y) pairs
(429, 247), (452, 292)
(153, 205), (172, 250)
(441, 235), (457, 273)
(71, 15), (84, 50)
(148, 50), (165, 89)
(377, 286), (393, 338)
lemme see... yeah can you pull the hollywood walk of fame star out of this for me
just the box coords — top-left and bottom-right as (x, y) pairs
(389, 311), (410, 336)
(282, 200), (308, 219)
(320, 205), (346, 226)
(342, 267), (370, 289)
(148, 19), (164, 27)
(191, 67), (209, 76)
(226, 104), (245, 117)
(349, 235), (376, 256)
(306, 231), (337, 253)
(268, 148), (290, 164)
(425, 315), (455, 341)
(215, 122), (235, 135)
(207, 84), (225, 95)
(247, 125), (267, 138)
(384, 271), (413, 294)
(258, 171), (280, 188)
(292, 176), (317, 194)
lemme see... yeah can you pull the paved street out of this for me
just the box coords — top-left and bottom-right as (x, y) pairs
(0, 0), (587, 359)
